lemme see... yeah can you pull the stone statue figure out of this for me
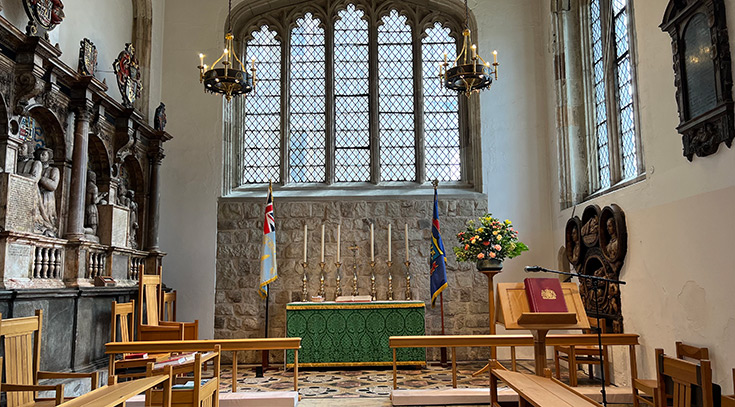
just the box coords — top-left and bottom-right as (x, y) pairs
(605, 218), (619, 259)
(34, 148), (59, 237)
(84, 170), (108, 240)
(154, 102), (166, 131)
(116, 182), (129, 207)
(17, 142), (41, 177)
(127, 190), (139, 249)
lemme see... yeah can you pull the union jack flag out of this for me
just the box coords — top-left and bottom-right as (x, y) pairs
(259, 183), (277, 298)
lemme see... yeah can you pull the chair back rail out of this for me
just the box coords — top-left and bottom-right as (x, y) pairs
(676, 342), (710, 362)
(1, 310), (43, 407)
(162, 291), (177, 322)
(111, 300), (136, 343)
(656, 348), (714, 407)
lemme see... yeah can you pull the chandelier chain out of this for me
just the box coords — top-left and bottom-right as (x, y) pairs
(464, 0), (469, 29)
(228, 0), (232, 33)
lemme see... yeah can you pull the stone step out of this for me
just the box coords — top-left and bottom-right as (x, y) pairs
(126, 391), (299, 407)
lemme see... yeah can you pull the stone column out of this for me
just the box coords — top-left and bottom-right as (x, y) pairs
(65, 104), (92, 240)
(146, 146), (164, 251)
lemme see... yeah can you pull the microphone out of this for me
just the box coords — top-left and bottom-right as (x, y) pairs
(524, 266), (543, 273)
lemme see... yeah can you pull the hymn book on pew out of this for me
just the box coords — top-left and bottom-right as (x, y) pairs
(523, 278), (568, 312)
(153, 352), (212, 368)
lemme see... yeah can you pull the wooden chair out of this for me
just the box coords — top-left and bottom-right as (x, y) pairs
(109, 300), (170, 381)
(162, 290), (177, 322)
(553, 316), (610, 386)
(633, 343), (711, 407)
(0, 310), (98, 407)
(722, 368), (735, 407)
(138, 274), (198, 341)
(145, 345), (221, 407)
(655, 348), (715, 407)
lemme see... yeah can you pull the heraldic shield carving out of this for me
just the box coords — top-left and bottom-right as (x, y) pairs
(23, 0), (65, 34)
(113, 43), (143, 108)
(78, 38), (98, 77)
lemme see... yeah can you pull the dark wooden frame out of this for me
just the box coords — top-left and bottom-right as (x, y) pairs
(661, 0), (735, 161)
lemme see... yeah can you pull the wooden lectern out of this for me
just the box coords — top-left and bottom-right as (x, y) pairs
(496, 282), (589, 376)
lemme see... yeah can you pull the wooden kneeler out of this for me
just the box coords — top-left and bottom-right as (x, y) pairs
(496, 282), (589, 376)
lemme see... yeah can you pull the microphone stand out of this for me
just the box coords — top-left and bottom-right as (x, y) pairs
(525, 266), (626, 407)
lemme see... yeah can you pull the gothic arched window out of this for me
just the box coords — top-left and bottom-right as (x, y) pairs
(225, 1), (478, 193)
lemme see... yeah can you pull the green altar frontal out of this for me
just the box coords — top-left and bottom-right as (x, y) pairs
(286, 301), (426, 367)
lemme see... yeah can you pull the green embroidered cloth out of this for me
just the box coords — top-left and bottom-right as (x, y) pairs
(286, 301), (426, 366)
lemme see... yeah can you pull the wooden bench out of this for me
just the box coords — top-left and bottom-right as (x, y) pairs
(56, 373), (172, 407)
(106, 337), (302, 393)
(490, 363), (601, 407)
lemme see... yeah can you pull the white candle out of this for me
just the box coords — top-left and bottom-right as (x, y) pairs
(471, 44), (477, 60)
(337, 224), (341, 263)
(321, 224), (325, 263)
(303, 225), (308, 263)
(199, 53), (204, 66)
(493, 50), (498, 64)
(405, 223), (409, 262)
(388, 224), (392, 262)
(370, 224), (375, 262)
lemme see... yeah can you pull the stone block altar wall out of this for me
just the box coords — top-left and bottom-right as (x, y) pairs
(216, 193), (497, 363)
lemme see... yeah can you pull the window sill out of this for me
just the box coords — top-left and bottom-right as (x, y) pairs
(571, 173), (647, 207)
(222, 182), (484, 201)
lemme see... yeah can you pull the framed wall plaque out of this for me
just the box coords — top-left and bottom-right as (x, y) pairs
(661, 0), (734, 160)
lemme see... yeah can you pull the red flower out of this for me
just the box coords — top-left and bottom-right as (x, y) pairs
(483, 241), (490, 246)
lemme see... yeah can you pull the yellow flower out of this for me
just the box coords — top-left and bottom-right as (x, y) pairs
(493, 231), (499, 235)
(478, 227), (484, 233)
(505, 219), (511, 224)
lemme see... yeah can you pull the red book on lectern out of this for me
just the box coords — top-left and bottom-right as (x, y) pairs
(524, 278), (568, 312)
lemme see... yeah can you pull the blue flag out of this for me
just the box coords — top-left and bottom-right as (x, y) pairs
(259, 184), (277, 298)
(429, 188), (447, 307)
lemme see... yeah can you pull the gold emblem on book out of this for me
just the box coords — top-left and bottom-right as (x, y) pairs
(541, 288), (557, 300)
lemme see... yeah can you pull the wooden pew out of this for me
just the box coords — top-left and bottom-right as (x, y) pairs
(106, 337), (301, 393)
(389, 333), (640, 392)
(56, 371), (172, 407)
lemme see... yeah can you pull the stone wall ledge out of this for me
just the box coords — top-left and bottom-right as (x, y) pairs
(223, 183), (483, 201)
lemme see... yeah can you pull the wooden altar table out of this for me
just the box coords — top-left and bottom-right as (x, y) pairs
(286, 301), (425, 367)
(105, 337), (301, 393)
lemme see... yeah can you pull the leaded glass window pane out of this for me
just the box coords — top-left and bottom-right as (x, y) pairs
(422, 23), (460, 182)
(613, 2), (638, 179)
(290, 13), (326, 183)
(590, 0), (610, 189)
(335, 4), (370, 182)
(378, 10), (415, 182)
(242, 26), (281, 184)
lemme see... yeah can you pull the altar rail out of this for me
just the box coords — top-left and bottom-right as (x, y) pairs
(388, 333), (640, 390)
(105, 338), (302, 393)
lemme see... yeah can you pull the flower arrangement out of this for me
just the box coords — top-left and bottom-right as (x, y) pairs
(453, 214), (529, 263)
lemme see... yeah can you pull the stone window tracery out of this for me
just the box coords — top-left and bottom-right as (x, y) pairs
(225, 0), (476, 193)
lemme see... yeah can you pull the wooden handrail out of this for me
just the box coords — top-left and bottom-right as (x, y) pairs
(389, 333), (640, 393)
(105, 338), (301, 353)
(389, 333), (639, 348)
(105, 338), (302, 393)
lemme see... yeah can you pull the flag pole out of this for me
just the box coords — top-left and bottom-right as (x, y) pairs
(433, 180), (448, 367)
(260, 181), (273, 374)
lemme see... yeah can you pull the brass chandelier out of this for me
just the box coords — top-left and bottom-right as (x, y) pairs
(197, 0), (256, 102)
(439, 0), (498, 97)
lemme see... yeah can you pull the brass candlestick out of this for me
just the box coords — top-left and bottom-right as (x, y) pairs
(318, 262), (326, 298)
(404, 260), (412, 300)
(369, 261), (377, 301)
(334, 261), (343, 300)
(301, 261), (309, 302)
(350, 245), (359, 296)
(386, 260), (394, 301)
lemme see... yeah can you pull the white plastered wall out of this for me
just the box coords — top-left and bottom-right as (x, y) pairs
(538, 0), (735, 393)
